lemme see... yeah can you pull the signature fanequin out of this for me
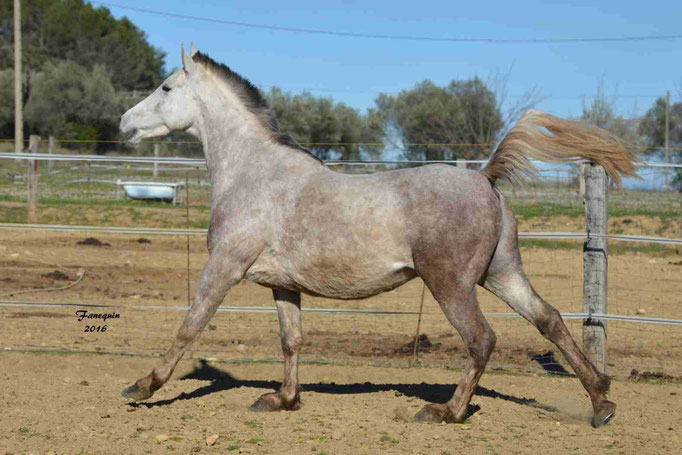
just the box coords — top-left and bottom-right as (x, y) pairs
(75, 310), (120, 333)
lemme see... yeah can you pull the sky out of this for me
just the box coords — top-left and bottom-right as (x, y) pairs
(92, 0), (682, 121)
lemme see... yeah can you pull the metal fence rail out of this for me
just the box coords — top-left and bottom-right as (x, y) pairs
(2, 151), (682, 168)
(2, 223), (680, 245)
(1, 300), (679, 325)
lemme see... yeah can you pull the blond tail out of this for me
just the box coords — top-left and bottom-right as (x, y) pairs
(480, 109), (640, 186)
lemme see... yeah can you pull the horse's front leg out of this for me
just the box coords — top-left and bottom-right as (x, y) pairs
(250, 289), (303, 412)
(121, 245), (251, 401)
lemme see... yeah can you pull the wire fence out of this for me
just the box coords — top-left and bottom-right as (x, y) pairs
(0, 150), (680, 380)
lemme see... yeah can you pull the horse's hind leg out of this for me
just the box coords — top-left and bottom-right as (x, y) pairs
(484, 267), (615, 426)
(483, 204), (615, 427)
(414, 279), (497, 423)
(250, 289), (303, 412)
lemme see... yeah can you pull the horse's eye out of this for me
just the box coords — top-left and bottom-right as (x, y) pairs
(162, 85), (171, 92)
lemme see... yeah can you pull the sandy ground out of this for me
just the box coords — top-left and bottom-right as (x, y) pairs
(0, 351), (679, 455)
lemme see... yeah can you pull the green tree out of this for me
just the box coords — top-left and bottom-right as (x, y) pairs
(374, 77), (504, 161)
(24, 61), (122, 151)
(0, 0), (165, 91)
(638, 98), (682, 150)
(580, 88), (642, 146)
(0, 69), (14, 138)
(638, 97), (682, 189)
(266, 87), (383, 160)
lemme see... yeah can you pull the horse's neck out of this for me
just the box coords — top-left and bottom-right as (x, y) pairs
(197, 102), (324, 199)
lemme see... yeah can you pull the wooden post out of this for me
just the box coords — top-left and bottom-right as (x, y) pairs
(14, 0), (23, 154)
(664, 91), (670, 191)
(411, 282), (427, 367)
(582, 162), (607, 373)
(185, 173), (191, 307)
(679, 199), (682, 239)
(27, 135), (40, 223)
(153, 143), (159, 177)
(47, 136), (56, 170)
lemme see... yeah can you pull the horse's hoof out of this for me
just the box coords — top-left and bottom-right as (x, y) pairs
(413, 403), (460, 424)
(121, 383), (153, 401)
(249, 392), (301, 412)
(592, 400), (616, 428)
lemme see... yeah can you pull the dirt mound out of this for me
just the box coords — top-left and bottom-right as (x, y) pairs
(629, 369), (679, 382)
(77, 237), (110, 247)
(42, 270), (70, 281)
(403, 334), (439, 353)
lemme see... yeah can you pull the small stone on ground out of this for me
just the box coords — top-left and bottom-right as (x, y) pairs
(206, 434), (219, 446)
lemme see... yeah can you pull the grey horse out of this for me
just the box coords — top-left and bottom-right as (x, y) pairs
(119, 45), (637, 427)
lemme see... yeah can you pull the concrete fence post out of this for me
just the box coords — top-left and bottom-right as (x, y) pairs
(582, 162), (608, 373)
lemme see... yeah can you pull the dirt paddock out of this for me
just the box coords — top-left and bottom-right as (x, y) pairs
(0, 351), (679, 454)
(0, 228), (681, 453)
(1, 229), (680, 378)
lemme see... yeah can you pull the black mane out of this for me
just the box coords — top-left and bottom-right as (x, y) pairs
(192, 52), (322, 163)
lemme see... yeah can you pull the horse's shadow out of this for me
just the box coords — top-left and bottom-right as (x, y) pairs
(127, 360), (557, 416)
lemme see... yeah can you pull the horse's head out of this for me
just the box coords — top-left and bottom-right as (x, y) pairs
(120, 44), (202, 144)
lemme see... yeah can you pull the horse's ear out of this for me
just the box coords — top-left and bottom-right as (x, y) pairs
(190, 43), (198, 56)
(181, 44), (197, 74)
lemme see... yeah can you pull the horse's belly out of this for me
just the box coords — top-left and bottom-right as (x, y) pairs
(245, 253), (416, 299)
(296, 265), (417, 299)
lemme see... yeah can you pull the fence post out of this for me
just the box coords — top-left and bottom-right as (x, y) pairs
(664, 91), (670, 191)
(582, 162), (608, 373)
(47, 136), (56, 171)
(27, 135), (40, 223)
(153, 143), (159, 177)
(679, 198), (682, 239)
